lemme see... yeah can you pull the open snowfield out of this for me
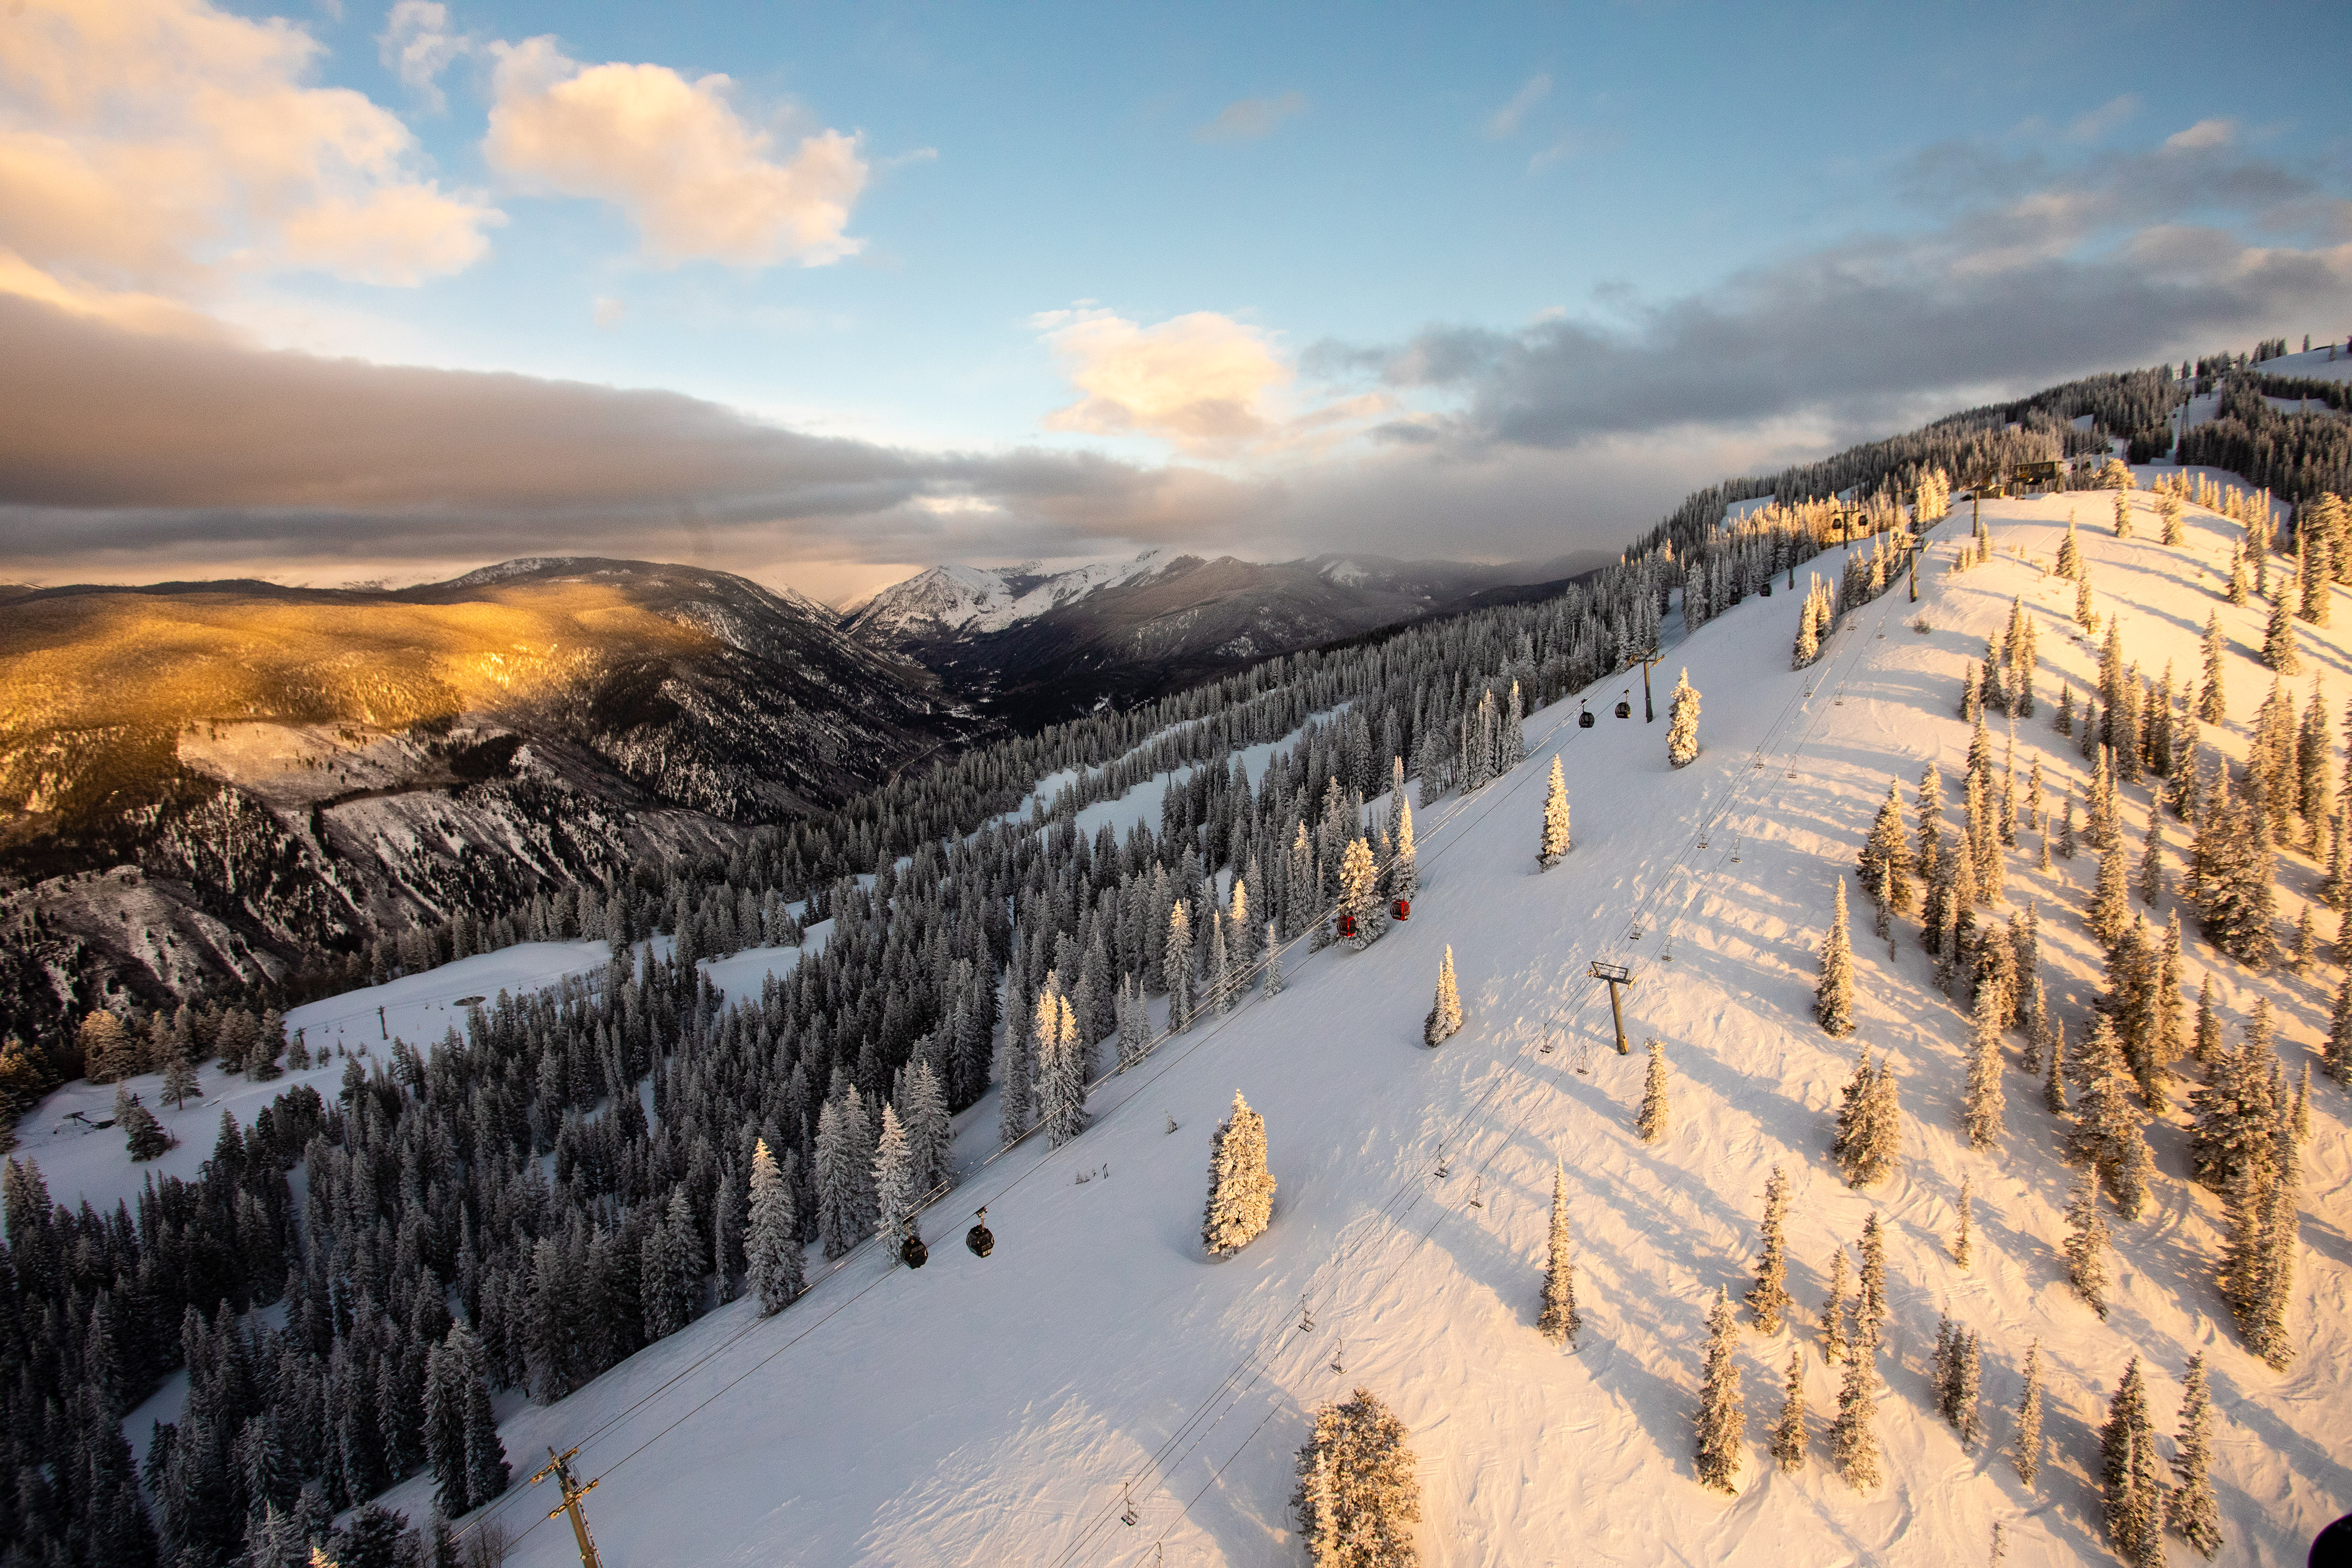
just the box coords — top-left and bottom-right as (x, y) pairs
(46, 474), (2351, 1565)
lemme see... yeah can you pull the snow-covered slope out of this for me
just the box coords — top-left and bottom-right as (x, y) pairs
(55, 477), (2350, 1564)
(324, 478), (2335, 1565)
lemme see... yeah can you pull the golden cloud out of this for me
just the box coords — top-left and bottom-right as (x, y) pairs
(485, 37), (868, 269)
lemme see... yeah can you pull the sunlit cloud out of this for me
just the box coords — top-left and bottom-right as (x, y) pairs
(376, 0), (472, 112)
(485, 36), (868, 268)
(0, 0), (501, 320)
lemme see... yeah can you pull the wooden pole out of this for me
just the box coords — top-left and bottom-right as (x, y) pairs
(1589, 961), (1635, 1054)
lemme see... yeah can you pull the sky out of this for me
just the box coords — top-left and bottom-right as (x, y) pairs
(2, 1), (2349, 604)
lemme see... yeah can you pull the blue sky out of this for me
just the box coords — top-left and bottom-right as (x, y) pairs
(3, 0), (2349, 598)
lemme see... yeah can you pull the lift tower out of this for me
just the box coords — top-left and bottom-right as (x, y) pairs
(530, 1446), (604, 1568)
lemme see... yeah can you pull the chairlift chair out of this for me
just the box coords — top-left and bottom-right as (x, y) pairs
(965, 1208), (994, 1258)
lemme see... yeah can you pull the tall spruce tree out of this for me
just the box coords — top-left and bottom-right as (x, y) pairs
(1538, 755), (1572, 869)
(1745, 1164), (1792, 1332)
(1962, 978), (2006, 1149)
(2163, 1352), (2223, 1558)
(1423, 946), (1463, 1047)
(1290, 1387), (1421, 1568)
(2012, 1339), (2044, 1489)
(1815, 879), (1857, 1037)
(1537, 1162), (1583, 1348)
(747, 1137), (804, 1314)
(1201, 1091), (1277, 1257)
(2064, 1169), (2112, 1317)
(2098, 1357), (2169, 1567)
(1666, 669), (1702, 767)
(1636, 1039), (1672, 1144)
(1693, 1287), (1746, 1494)
(1769, 1345), (1808, 1473)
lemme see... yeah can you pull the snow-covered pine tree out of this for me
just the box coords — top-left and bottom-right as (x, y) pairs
(1856, 781), (1912, 913)
(1201, 1090), (1277, 1257)
(1855, 1212), (1889, 1335)
(1820, 1246), (1849, 1367)
(1423, 945), (1463, 1047)
(874, 1103), (918, 1249)
(2067, 1014), (2155, 1220)
(1962, 978), (2006, 1150)
(2090, 842), (2132, 951)
(642, 1186), (699, 1340)
(1666, 669), (1702, 768)
(747, 1137), (804, 1314)
(2199, 611), (2227, 722)
(901, 1059), (951, 1195)
(1290, 1387), (1421, 1567)
(1693, 1286), (1746, 1494)
(2098, 1356), (2169, 1567)
(2114, 490), (2133, 538)
(1263, 922), (1286, 1001)
(1745, 1164), (1792, 1332)
(815, 1097), (864, 1259)
(1769, 1346), (1807, 1472)
(2058, 794), (2077, 858)
(1390, 790), (1419, 901)
(2137, 810), (2165, 906)
(2064, 1168), (2112, 1317)
(2329, 965), (2352, 1085)
(1337, 838), (1382, 952)
(2012, 1339), (2044, 1488)
(2163, 1352), (2223, 1559)
(1952, 1172), (1973, 1270)
(1828, 1314), (1882, 1492)
(2264, 590), (2302, 675)
(1636, 1039), (1671, 1144)
(1813, 879), (1857, 1036)
(2058, 512), (2083, 577)
(1042, 991), (1090, 1148)
(1165, 901), (1195, 1032)
(1792, 587), (1821, 669)
(2023, 974), (2054, 1076)
(2190, 1000), (2278, 1191)
(113, 1090), (172, 1161)
(1537, 1162), (1583, 1348)
(1832, 1048), (1902, 1187)
(1538, 755), (1572, 869)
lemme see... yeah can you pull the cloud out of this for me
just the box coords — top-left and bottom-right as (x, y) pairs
(484, 37), (867, 268)
(1485, 73), (1550, 139)
(2165, 117), (2236, 151)
(2068, 93), (2140, 141)
(1032, 308), (1292, 455)
(0, 0), (501, 318)
(0, 292), (1276, 581)
(1192, 91), (1306, 144)
(1529, 126), (1615, 173)
(377, 0), (470, 112)
(1318, 129), (2352, 454)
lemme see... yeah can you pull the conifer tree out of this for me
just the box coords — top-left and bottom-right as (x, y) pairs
(1390, 791), (1419, 902)
(642, 1187), (699, 1340)
(1423, 945), (1462, 1047)
(1962, 981), (2006, 1150)
(2193, 973), (2223, 1067)
(747, 1137), (804, 1314)
(1815, 879), (1856, 1037)
(1038, 992), (1089, 1148)
(1745, 1164), (1792, 1332)
(1537, 1162), (1582, 1348)
(1666, 669), (1702, 767)
(1290, 1387), (1421, 1567)
(2163, 1353), (2223, 1559)
(2328, 965), (2352, 1085)
(2012, 1340), (2045, 1488)
(1856, 781), (1913, 913)
(1693, 1286), (1746, 1494)
(1336, 838), (1383, 953)
(114, 1089), (173, 1161)
(2113, 490), (2132, 538)
(1828, 1313), (1882, 1492)
(2058, 513), (2083, 578)
(1538, 755), (1572, 869)
(2136, 811), (2165, 906)
(2099, 1357), (2169, 1567)
(1164, 901), (1195, 1033)
(1831, 1047), (1900, 1187)
(1201, 1090), (1276, 1257)
(816, 1097), (869, 1259)
(2199, 612), (2228, 723)
(2264, 591), (2302, 675)
(1855, 1212), (1889, 1335)
(2067, 1015), (2156, 1220)
(2064, 1169), (2111, 1317)
(1951, 1172), (1974, 1270)
(1768, 1346), (1808, 1472)
(1262, 925), (1286, 1002)
(1820, 1246), (1849, 1367)
(1636, 1039), (1671, 1144)
(900, 1059), (952, 1195)
(873, 1103), (918, 1248)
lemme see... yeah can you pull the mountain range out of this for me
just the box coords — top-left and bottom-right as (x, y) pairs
(845, 548), (1613, 725)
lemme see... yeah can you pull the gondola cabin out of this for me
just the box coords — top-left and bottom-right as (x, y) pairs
(965, 1210), (994, 1257)
(1578, 706), (1594, 729)
(1391, 898), (1411, 921)
(1614, 700), (1632, 719)
(1337, 913), (1359, 940)
(901, 1234), (929, 1269)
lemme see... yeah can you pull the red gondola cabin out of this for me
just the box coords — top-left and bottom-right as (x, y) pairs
(1391, 898), (1411, 921)
(1337, 913), (1358, 940)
